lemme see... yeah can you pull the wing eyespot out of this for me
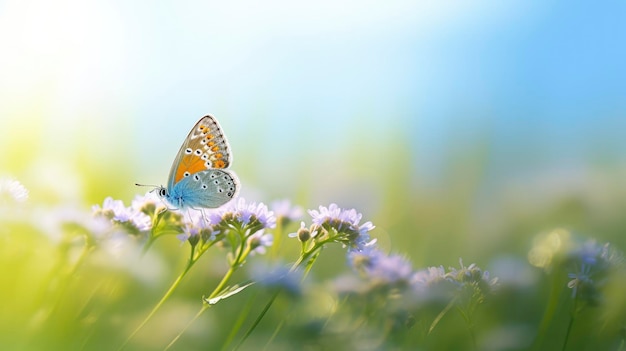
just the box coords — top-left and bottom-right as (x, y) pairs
(202, 184), (208, 189)
(194, 149), (202, 156)
(193, 174), (200, 181)
(185, 148), (192, 154)
(183, 171), (190, 177)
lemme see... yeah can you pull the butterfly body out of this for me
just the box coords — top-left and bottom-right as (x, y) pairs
(156, 115), (238, 209)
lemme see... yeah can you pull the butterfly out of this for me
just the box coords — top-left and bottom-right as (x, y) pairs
(153, 115), (239, 210)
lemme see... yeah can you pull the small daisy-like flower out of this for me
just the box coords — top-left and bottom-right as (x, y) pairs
(37, 206), (113, 243)
(177, 210), (218, 245)
(349, 247), (413, 287)
(93, 197), (152, 232)
(307, 203), (376, 250)
(446, 259), (499, 293)
(564, 240), (622, 306)
(571, 240), (618, 267)
(271, 199), (303, 223)
(131, 191), (166, 215)
(0, 177), (29, 203)
(208, 198), (276, 232)
(309, 203), (357, 229)
(247, 230), (273, 255)
(441, 260), (499, 311)
(352, 221), (376, 250)
(412, 266), (447, 292)
(409, 265), (461, 304)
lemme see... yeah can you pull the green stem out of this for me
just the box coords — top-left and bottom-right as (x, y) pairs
(44, 238), (94, 323)
(269, 217), (284, 259)
(220, 293), (257, 351)
(263, 318), (286, 351)
(142, 211), (165, 255)
(232, 290), (280, 351)
(233, 239), (329, 350)
(141, 236), (156, 255)
(455, 306), (477, 351)
(428, 297), (457, 335)
(208, 258), (241, 300)
(290, 239), (328, 271)
(164, 231), (251, 350)
(164, 303), (210, 351)
(119, 245), (201, 350)
(561, 291), (579, 351)
(533, 274), (567, 350)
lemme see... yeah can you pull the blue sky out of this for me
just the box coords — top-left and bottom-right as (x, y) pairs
(0, 0), (624, 193)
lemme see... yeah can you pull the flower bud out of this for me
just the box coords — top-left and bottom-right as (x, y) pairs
(297, 226), (311, 242)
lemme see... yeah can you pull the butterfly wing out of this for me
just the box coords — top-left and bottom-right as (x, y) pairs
(170, 169), (239, 208)
(167, 115), (233, 191)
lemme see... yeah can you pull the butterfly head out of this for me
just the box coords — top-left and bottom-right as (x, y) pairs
(156, 186), (168, 198)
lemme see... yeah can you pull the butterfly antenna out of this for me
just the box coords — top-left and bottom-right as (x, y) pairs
(135, 183), (159, 188)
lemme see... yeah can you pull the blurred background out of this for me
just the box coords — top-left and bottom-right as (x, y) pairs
(1, 0), (625, 349)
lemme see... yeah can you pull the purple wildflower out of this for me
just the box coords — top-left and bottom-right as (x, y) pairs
(131, 191), (167, 214)
(177, 209), (217, 244)
(445, 259), (499, 296)
(271, 199), (303, 223)
(412, 266), (447, 292)
(207, 197), (276, 231)
(247, 230), (273, 255)
(93, 197), (152, 232)
(349, 247), (413, 286)
(307, 203), (376, 250)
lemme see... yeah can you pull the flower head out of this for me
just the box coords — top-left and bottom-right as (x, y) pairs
(307, 203), (376, 250)
(93, 197), (152, 233)
(207, 198), (276, 232)
(131, 191), (167, 216)
(446, 259), (499, 294)
(247, 230), (273, 255)
(37, 205), (113, 243)
(271, 199), (303, 224)
(349, 247), (414, 287)
(412, 266), (447, 292)
(177, 209), (218, 245)
(0, 177), (28, 203)
(565, 240), (623, 306)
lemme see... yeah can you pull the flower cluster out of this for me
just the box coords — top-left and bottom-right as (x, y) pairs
(348, 247), (414, 288)
(207, 197), (276, 233)
(94, 194), (278, 258)
(528, 230), (624, 307)
(565, 240), (623, 306)
(93, 197), (152, 234)
(293, 203), (376, 251)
